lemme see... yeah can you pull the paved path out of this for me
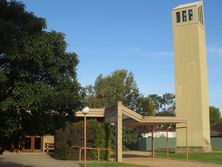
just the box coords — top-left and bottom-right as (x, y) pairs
(122, 151), (221, 167)
(123, 157), (222, 167)
(0, 153), (80, 167)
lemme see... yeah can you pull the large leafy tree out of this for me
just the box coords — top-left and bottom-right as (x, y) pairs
(0, 0), (83, 148)
(85, 70), (175, 116)
(148, 93), (175, 116)
(85, 70), (141, 110)
(209, 106), (222, 126)
(137, 96), (156, 116)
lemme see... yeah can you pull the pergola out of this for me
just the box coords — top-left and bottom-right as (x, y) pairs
(75, 101), (188, 162)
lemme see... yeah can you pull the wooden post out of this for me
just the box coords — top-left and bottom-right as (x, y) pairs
(166, 127), (169, 159)
(41, 136), (43, 152)
(97, 148), (100, 161)
(116, 101), (122, 162)
(79, 148), (82, 161)
(152, 126), (155, 158)
(146, 126), (149, 157)
(31, 136), (34, 152)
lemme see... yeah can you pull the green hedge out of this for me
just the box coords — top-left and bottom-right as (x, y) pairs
(54, 119), (111, 160)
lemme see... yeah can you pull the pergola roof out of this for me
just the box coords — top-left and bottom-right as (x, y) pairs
(75, 102), (189, 162)
(75, 108), (105, 118)
(75, 105), (188, 125)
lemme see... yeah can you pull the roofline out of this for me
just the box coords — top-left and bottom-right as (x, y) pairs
(172, 1), (203, 11)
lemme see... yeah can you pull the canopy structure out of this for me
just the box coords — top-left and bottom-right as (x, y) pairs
(75, 101), (188, 162)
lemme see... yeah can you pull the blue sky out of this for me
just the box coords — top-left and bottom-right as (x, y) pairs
(21, 0), (222, 111)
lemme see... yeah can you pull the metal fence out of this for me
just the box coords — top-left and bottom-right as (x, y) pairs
(211, 137), (222, 149)
(136, 137), (222, 151)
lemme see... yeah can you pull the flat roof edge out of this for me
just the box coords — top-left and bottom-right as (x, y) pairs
(173, 1), (203, 10)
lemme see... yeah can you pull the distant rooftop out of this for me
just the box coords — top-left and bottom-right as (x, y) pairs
(173, 1), (203, 10)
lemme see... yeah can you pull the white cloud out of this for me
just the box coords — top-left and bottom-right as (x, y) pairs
(207, 45), (222, 55)
(150, 51), (174, 57)
(126, 48), (173, 58)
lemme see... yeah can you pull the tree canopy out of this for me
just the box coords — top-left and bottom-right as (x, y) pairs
(209, 106), (222, 126)
(85, 70), (140, 109)
(0, 0), (84, 149)
(85, 69), (175, 116)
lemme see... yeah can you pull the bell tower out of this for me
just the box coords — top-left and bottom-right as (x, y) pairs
(172, 1), (211, 152)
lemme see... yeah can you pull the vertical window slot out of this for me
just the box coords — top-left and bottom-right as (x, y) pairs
(182, 10), (187, 22)
(188, 9), (193, 21)
(176, 12), (181, 23)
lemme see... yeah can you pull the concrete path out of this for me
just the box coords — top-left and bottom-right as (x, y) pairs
(122, 151), (221, 167)
(123, 151), (222, 167)
(123, 157), (222, 167)
(0, 153), (80, 167)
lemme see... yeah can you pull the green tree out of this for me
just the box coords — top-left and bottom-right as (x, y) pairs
(137, 96), (156, 116)
(148, 93), (175, 116)
(85, 70), (142, 147)
(85, 70), (171, 117)
(0, 0), (83, 149)
(147, 94), (163, 111)
(85, 70), (141, 110)
(209, 106), (222, 126)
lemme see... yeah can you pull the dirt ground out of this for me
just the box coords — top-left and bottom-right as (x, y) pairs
(122, 151), (221, 167)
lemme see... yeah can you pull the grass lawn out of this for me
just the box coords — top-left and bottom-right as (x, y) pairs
(156, 151), (222, 164)
(79, 162), (146, 167)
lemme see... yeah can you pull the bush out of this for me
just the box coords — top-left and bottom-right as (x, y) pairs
(54, 119), (111, 160)
(54, 128), (70, 159)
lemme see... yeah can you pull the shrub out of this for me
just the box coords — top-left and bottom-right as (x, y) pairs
(54, 119), (111, 160)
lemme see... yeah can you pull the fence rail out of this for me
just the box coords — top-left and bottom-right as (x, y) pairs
(69, 146), (112, 161)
